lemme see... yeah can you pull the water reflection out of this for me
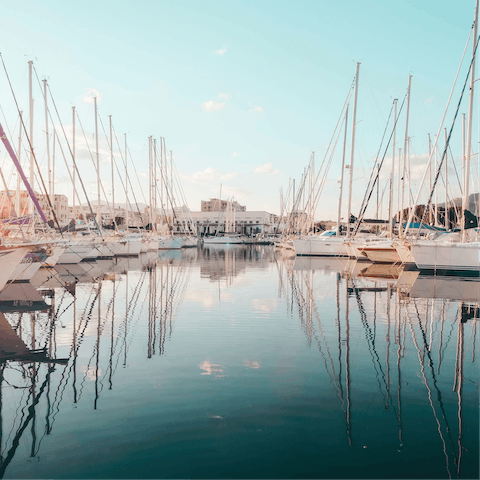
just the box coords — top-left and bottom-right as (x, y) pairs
(199, 244), (272, 283)
(0, 246), (477, 479)
(282, 255), (478, 479)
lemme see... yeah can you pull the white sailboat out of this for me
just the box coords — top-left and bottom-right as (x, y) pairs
(293, 229), (349, 256)
(293, 63), (360, 258)
(405, 0), (480, 274)
(203, 197), (244, 245)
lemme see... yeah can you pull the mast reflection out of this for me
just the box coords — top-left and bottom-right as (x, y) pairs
(0, 252), (191, 478)
(285, 256), (478, 478)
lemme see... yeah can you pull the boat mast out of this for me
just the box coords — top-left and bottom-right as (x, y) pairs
(0, 122), (48, 223)
(164, 139), (169, 229)
(462, 0), (479, 241)
(52, 130), (55, 201)
(16, 111), (22, 215)
(346, 62), (360, 239)
(170, 149), (175, 229)
(310, 153), (315, 232)
(336, 104), (349, 236)
(43, 79), (52, 204)
(444, 128), (449, 230)
(170, 150), (174, 209)
(72, 107), (76, 222)
(397, 147), (401, 227)
(110, 115), (114, 226)
(94, 97), (101, 228)
(170, 150), (175, 232)
(428, 133), (432, 224)
(399, 75), (412, 238)
(389, 99), (397, 238)
(407, 137), (411, 226)
(218, 183), (222, 235)
(462, 113), (466, 204)
(154, 138), (157, 233)
(148, 136), (153, 229)
(434, 136), (439, 226)
(125, 133), (128, 230)
(160, 137), (164, 227)
(28, 61), (34, 219)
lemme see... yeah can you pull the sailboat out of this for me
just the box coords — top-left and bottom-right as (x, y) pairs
(293, 64), (360, 258)
(404, 0), (480, 274)
(203, 197), (244, 244)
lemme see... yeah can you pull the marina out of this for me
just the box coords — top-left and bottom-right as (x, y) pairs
(1, 1), (480, 478)
(0, 245), (477, 479)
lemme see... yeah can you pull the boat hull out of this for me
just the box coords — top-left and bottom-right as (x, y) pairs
(0, 248), (29, 292)
(158, 237), (183, 249)
(359, 243), (401, 263)
(293, 237), (348, 257)
(203, 236), (244, 245)
(411, 241), (480, 274)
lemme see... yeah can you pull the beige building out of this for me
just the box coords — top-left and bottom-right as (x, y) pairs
(38, 194), (69, 225)
(0, 190), (69, 226)
(201, 198), (246, 212)
(175, 210), (278, 235)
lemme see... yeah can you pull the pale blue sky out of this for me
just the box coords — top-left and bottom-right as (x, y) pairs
(0, 1), (477, 218)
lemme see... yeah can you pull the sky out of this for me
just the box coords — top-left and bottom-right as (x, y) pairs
(0, 0), (478, 220)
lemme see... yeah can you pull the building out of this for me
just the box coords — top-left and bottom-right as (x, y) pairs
(201, 198), (246, 212)
(0, 190), (69, 226)
(0, 190), (29, 219)
(69, 204), (144, 227)
(38, 194), (69, 225)
(173, 210), (279, 235)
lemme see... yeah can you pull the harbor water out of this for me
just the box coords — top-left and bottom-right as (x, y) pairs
(0, 245), (478, 479)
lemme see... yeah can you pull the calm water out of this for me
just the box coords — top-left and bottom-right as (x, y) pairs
(0, 245), (478, 479)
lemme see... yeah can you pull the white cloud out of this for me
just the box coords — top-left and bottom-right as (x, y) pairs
(83, 88), (101, 104)
(214, 45), (228, 56)
(221, 171), (238, 181)
(220, 185), (252, 202)
(59, 124), (114, 166)
(249, 105), (263, 114)
(232, 152), (240, 157)
(190, 167), (238, 184)
(218, 93), (231, 100)
(253, 163), (279, 175)
(202, 100), (225, 112)
(193, 166), (217, 182)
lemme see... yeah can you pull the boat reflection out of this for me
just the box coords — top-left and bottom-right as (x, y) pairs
(0, 251), (191, 478)
(287, 255), (478, 479)
(410, 275), (480, 303)
(0, 247), (476, 479)
(198, 244), (272, 284)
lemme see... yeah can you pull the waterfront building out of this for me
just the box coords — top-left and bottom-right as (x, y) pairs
(0, 189), (69, 225)
(174, 210), (278, 235)
(201, 198), (246, 212)
(69, 203), (150, 228)
(38, 193), (69, 225)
